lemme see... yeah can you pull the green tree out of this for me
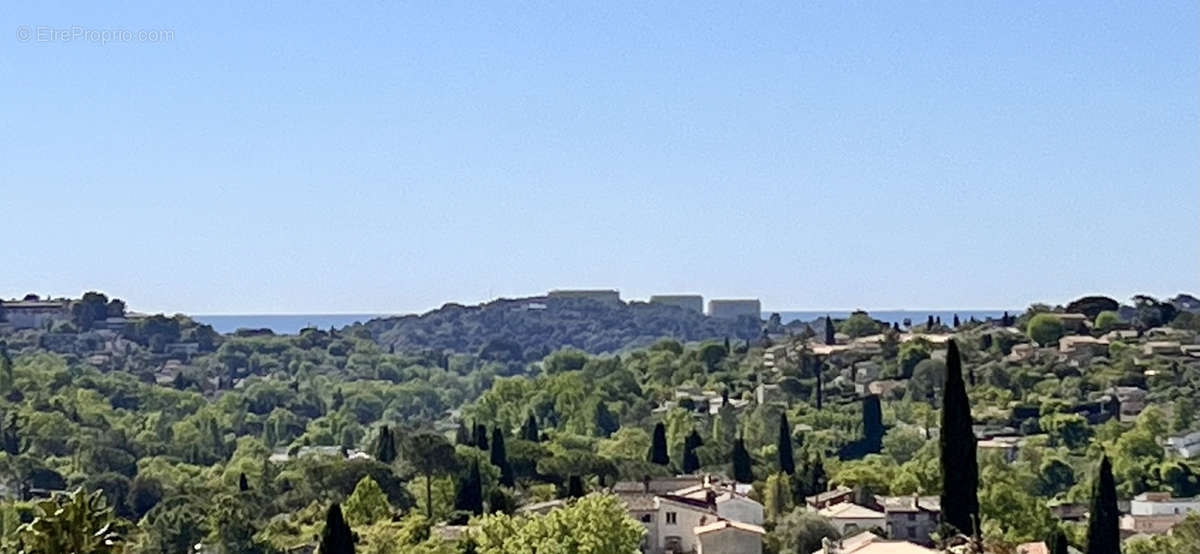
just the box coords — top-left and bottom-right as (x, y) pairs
(1027, 313), (1065, 346)
(14, 488), (124, 554)
(839, 311), (880, 338)
(764, 472), (793, 521)
(897, 339), (931, 379)
(647, 423), (669, 466)
(209, 493), (265, 554)
(374, 424), (397, 464)
(1086, 455), (1119, 554)
(318, 502), (356, 554)
(520, 413), (540, 442)
(473, 493), (644, 554)
(345, 476), (392, 526)
(940, 340), (979, 536)
(824, 316), (836, 345)
(1048, 526), (1070, 554)
(862, 395), (884, 453)
(454, 461), (484, 516)
(778, 413), (795, 475)
(682, 430), (702, 474)
(405, 432), (458, 519)
(490, 428), (514, 487)
(1094, 311), (1123, 333)
(732, 435), (753, 483)
(768, 509), (840, 554)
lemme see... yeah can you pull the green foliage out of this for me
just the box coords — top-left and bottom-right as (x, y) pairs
(472, 493), (644, 554)
(838, 311), (881, 339)
(732, 435), (753, 483)
(940, 340), (979, 535)
(14, 488), (124, 554)
(1085, 456), (1119, 554)
(1027, 313), (1065, 346)
(647, 423), (669, 466)
(345, 476), (392, 527)
(318, 503), (355, 554)
(767, 509), (840, 554)
(1094, 311), (1122, 333)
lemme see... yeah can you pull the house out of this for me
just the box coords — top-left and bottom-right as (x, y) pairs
(649, 295), (704, 314)
(707, 299), (761, 320)
(1055, 313), (1088, 333)
(0, 298), (70, 329)
(756, 383), (783, 405)
(1015, 543), (1050, 554)
(1120, 492), (1200, 534)
(1143, 341), (1182, 356)
(516, 499), (567, 516)
(874, 495), (940, 545)
(1164, 431), (1200, 458)
(806, 486), (854, 510)
(812, 531), (938, 554)
(1108, 387), (1148, 420)
(673, 483), (765, 525)
(977, 436), (1023, 463)
(1008, 343), (1037, 362)
(1058, 335), (1108, 356)
(867, 380), (905, 398)
(817, 502), (887, 536)
(694, 520), (765, 554)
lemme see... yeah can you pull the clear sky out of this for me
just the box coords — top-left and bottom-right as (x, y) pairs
(3, 2), (1196, 315)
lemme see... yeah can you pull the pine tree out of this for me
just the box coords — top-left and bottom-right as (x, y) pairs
(824, 316), (836, 345)
(521, 413), (540, 442)
(682, 430), (702, 474)
(1048, 526), (1070, 554)
(455, 421), (471, 446)
(567, 475), (585, 499)
(732, 435), (753, 483)
(939, 339), (979, 536)
(491, 427), (514, 487)
(473, 424), (489, 450)
(374, 425), (397, 464)
(778, 413), (795, 475)
(1086, 455), (1119, 554)
(648, 422), (670, 466)
(318, 503), (355, 554)
(454, 461), (484, 515)
(862, 395), (884, 453)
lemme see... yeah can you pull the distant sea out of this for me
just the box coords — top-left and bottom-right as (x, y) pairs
(772, 310), (1015, 326)
(193, 314), (387, 335)
(194, 310), (1016, 335)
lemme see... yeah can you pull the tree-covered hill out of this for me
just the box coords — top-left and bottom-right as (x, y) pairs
(361, 296), (761, 359)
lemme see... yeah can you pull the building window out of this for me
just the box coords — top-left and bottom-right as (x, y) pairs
(641, 514), (652, 523)
(666, 512), (677, 525)
(907, 513), (916, 521)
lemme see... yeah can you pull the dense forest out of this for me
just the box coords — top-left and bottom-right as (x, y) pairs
(0, 291), (1198, 553)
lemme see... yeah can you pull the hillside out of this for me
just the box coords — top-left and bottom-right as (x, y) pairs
(361, 296), (761, 359)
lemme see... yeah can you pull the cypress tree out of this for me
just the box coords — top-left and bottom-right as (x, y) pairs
(927, 315), (935, 329)
(374, 425), (397, 464)
(491, 427), (514, 487)
(862, 395), (884, 453)
(939, 339), (979, 536)
(238, 473), (249, 492)
(815, 366), (824, 411)
(318, 502), (355, 554)
(648, 422), (670, 466)
(521, 413), (540, 442)
(778, 413), (795, 475)
(804, 451), (828, 495)
(953, 314), (960, 328)
(455, 421), (472, 446)
(1085, 455), (1119, 554)
(1048, 526), (1070, 554)
(454, 461), (484, 515)
(682, 430), (702, 474)
(824, 316), (836, 345)
(473, 424), (489, 450)
(732, 435), (753, 483)
(567, 475), (585, 499)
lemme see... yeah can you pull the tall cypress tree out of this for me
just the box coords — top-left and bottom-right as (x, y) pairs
(491, 427), (514, 487)
(939, 339), (979, 536)
(815, 365), (824, 411)
(862, 395), (884, 453)
(778, 413), (795, 475)
(238, 472), (249, 492)
(455, 421), (472, 446)
(374, 425), (397, 464)
(682, 430), (702, 474)
(732, 435), (753, 483)
(648, 422), (670, 466)
(521, 413), (540, 442)
(824, 316), (836, 345)
(1048, 526), (1070, 554)
(473, 424), (489, 450)
(567, 475), (585, 499)
(927, 315), (935, 329)
(318, 502), (355, 554)
(1086, 455), (1119, 554)
(953, 314), (960, 328)
(454, 461), (484, 516)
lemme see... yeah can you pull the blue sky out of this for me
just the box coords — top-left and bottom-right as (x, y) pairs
(3, 2), (1196, 314)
